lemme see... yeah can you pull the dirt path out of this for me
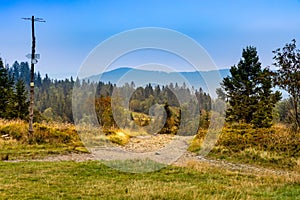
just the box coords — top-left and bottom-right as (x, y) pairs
(3, 134), (299, 177)
(173, 152), (299, 177)
(122, 134), (174, 152)
(12, 151), (298, 177)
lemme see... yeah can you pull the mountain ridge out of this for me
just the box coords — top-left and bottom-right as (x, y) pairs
(86, 67), (231, 97)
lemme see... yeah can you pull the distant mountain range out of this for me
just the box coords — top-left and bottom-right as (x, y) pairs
(86, 67), (231, 97)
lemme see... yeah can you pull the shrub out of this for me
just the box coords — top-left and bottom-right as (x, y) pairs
(108, 130), (130, 145)
(32, 122), (80, 144)
(0, 119), (82, 145)
(0, 119), (28, 141)
(190, 123), (300, 159)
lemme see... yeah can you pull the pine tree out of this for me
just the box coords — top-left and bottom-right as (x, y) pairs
(12, 61), (20, 83)
(35, 72), (42, 88)
(0, 58), (14, 119)
(252, 69), (281, 127)
(19, 62), (30, 85)
(222, 46), (280, 127)
(12, 79), (29, 120)
(216, 88), (226, 101)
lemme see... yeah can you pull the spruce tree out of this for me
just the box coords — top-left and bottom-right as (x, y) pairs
(0, 58), (14, 119)
(216, 88), (226, 101)
(13, 79), (29, 120)
(222, 46), (281, 127)
(12, 61), (20, 83)
(252, 69), (281, 127)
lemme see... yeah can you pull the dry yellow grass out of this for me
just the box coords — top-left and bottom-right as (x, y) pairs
(190, 123), (300, 170)
(108, 130), (130, 145)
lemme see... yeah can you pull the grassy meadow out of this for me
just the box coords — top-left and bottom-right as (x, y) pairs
(0, 160), (299, 199)
(0, 119), (300, 199)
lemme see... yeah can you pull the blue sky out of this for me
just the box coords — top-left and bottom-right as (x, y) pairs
(1, 0), (300, 78)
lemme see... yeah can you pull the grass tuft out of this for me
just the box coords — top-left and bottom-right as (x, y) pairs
(108, 130), (130, 145)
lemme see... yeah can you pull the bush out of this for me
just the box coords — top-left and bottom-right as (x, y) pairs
(32, 122), (80, 144)
(0, 119), (82, 145)
(0, 119), (28, 141)
(108, 130), (130, 145)
(189, 123), (300, 168)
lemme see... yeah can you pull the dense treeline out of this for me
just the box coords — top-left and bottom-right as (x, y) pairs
(0, 59), (29, 120)
(1, 60), (212, 133)
(1, 39), (300, 132)
(6, 61), (74, 122)
(92, 81), (212, 134)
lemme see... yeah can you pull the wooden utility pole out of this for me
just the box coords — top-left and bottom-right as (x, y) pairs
(22, 16), (45, 136)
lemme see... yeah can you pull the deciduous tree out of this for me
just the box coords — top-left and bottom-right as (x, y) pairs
(273, 39), (300, 130)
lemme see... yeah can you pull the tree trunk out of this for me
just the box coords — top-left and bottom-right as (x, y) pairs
(292, 96), (300, 131)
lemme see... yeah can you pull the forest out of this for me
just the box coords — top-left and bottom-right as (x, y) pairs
(0, 40), (299, 134)
(0, 58), (214, 134)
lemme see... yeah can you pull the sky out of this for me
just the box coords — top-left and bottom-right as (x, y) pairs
(1, 0), (300, 78)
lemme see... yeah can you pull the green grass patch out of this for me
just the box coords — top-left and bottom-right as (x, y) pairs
(102, 159), (167, 173)
(0, 161), (299, 199)
(0, 140), (87, 160)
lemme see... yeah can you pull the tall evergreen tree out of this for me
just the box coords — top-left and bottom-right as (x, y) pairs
(12, 61), (20, 83)
(216, 88), (226, 101)
(0, 58), (14, 119)
(252, 68), (281, 127)
(35, 72), (42, 88)
(19, 62), (30, 85)
(222, 46), (280, 127)
(12, 79), (29, 120)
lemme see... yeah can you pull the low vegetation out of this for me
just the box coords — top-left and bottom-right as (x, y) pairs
(0, 119), (86, 160)
(0, 161), (299, 199)
(190, 123), (300, 171)
(1, 120), (299, 199)
(2, 118), (300, 175)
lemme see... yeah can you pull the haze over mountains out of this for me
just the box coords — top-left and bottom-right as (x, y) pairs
(86, 67), (231, 97)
